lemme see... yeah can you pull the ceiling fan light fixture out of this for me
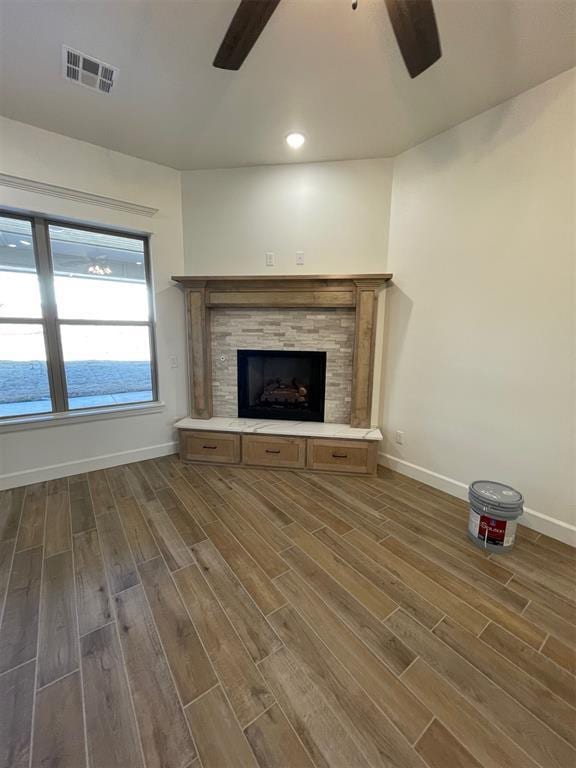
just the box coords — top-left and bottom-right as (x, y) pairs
(88, 263), (112, 276)
(286, 132), (306, 149)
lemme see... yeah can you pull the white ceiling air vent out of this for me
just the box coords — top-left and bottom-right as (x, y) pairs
(62, 46), (118, 94)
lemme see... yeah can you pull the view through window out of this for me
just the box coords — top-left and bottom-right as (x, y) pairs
(0, 213), (157, 418)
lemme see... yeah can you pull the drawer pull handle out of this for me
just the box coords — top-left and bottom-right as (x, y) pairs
(202, 445), (218, 450)
(265, 449), (281, 454)
(332, 452), (348, 459)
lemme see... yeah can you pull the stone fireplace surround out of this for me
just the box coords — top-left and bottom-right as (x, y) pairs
(172, 274), (392, 429)
(211, 308), (355, 424)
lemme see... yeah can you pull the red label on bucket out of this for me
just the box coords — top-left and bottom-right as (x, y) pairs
(468, 510), (518, 548)
(478, 516), (506, 545)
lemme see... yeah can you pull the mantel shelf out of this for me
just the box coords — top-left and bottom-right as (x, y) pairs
(172, 274), (392, 285)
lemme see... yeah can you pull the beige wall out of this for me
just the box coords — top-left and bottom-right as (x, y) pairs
(0, 117), (188, 487)
(381, 69), (575, 541)
(181, 159), (392, 275)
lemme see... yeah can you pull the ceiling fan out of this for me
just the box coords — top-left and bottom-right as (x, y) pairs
(213, 0), (441, 78)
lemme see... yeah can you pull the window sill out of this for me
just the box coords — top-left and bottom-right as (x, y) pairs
(0, 401), (166, 433)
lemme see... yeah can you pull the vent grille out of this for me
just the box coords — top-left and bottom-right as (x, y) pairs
(62, 46), (118, 94)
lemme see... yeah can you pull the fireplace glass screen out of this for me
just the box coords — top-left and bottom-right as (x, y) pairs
(237, 349), (326, 422)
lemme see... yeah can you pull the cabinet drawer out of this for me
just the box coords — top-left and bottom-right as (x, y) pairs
(180, 430), (240, 464)
(306, 439), (377, 474)
(242, 435), (306, 468)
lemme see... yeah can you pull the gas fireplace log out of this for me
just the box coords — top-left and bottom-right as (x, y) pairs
(260, 379), (308, 405)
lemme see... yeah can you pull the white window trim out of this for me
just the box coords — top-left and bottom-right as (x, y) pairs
(0, 401), (166, 433)
(0, 210), (160, 428)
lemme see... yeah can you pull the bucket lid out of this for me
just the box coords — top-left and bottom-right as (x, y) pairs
(469, 496), (523, 520)
(469, 480), (523, 510)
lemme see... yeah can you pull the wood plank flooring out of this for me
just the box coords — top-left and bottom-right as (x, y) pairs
(0, 459), (574, 768)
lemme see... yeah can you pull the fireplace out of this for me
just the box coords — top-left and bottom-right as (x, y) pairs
(237, 349), (327, 422)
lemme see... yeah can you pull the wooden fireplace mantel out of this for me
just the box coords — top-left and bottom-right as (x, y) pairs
(172, 274), (392, 428)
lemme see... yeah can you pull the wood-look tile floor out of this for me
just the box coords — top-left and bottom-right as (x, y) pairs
(0, 458), (575, 768)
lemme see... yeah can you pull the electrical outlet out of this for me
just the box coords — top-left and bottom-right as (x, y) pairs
(169, 356), (179, 369)
(296, 250), (305, 265)
(394, 430), (404, 445)
(265, 251), (275, 267)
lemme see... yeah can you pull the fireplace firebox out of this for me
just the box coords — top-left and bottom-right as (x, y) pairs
(237, 349), (326, 422)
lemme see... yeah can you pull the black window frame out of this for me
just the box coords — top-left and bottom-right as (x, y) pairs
(0, 209), (159, 421)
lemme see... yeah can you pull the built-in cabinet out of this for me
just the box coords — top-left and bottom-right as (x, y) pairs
(179, 430), (241, 464)
(179, 429), (378, 475)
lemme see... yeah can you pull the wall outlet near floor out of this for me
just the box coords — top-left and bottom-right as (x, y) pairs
(265, 251), (275, 267)
(296, 250), (305, 265)
(394, 430), (404, 445)
(169, 356), (179, 369)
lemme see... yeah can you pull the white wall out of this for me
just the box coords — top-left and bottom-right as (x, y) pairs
(381, 69), (575, 542)
(181, 159), (392, 275)
(0, 117), (188, 487)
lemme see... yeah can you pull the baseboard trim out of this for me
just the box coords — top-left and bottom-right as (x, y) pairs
(0, 442), (178, 490)
(379, 452), (576, 547)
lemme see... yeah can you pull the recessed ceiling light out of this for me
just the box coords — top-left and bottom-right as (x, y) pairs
(286, 132), (306, 149)
(20, 240), (30, 245)
(7, 243), (16, 248)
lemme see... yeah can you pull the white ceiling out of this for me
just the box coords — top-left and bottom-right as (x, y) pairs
(0, 0), (574, 170)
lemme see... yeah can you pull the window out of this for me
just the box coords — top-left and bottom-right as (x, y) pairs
(0, 212), (158, 420)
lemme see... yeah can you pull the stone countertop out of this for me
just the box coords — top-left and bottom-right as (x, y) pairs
(174, 417), (383, 441)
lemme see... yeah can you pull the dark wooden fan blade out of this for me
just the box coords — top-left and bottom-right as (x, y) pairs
(214, 0), (282, 70)
(384, 0), (441, 78)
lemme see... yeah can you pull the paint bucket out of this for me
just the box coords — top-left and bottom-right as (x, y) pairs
(467, 480), (524, 553)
